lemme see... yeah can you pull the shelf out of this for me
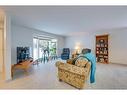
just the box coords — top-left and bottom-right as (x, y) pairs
(96, 47), (108, 48)
(97, 61), (108, 64)
(96, 35), (109, 64)
(96, 53), (108, 55)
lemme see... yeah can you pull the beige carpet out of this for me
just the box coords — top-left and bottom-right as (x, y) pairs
(0, 59), (127, 89)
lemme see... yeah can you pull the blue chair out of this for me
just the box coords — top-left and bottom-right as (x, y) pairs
(61, 48), (70, 60)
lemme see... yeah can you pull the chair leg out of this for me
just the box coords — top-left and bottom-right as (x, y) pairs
(59, 79), (62, 81)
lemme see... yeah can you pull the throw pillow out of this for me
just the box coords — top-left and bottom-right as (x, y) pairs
(75, 57), (88, 67)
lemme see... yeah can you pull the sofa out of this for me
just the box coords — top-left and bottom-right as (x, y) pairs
(56, 57), (91, 89)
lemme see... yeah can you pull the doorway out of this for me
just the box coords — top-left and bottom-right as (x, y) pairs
(33, 36), (57, 62)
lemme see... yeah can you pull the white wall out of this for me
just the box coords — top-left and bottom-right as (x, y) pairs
(65, 28), (127, 65)
(65, 32), (94, 54)
(11, 24), (65, 64)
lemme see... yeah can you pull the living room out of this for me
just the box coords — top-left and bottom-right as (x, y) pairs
(0, 6), (127, 90)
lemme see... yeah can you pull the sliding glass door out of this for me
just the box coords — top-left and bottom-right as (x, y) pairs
(33, 38), (39, 61)
(33, 37), (57, 61)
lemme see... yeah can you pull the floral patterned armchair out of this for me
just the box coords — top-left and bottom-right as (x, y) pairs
(55, 57), (91, 89)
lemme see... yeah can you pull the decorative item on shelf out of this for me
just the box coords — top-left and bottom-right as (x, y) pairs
(100, 39), (104, 43)
(100, 58), (104, 63)
(96, 51), (99, 54)
(100, 51), (103, 54)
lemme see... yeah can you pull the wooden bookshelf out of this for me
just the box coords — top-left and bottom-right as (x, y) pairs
(96, 35), (109, 64)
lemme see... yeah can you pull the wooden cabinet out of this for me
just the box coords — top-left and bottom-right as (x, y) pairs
(96, 35), (109, 63)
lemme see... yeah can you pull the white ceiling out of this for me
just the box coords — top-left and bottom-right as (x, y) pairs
(2, 6), (127, 36)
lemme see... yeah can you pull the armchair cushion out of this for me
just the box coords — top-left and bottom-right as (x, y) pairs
(67, 56), (89, 67)
(75, 57), (88, 67)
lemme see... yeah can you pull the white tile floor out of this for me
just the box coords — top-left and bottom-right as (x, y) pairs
(0, 59), (127, 89)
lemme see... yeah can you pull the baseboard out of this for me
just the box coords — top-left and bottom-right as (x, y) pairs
(97, 62), (127, 66)
(110, 62), (127, 66)
(5, 78), (12, 82)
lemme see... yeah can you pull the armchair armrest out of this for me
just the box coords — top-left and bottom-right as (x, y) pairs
(56, 61), (90, 76)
